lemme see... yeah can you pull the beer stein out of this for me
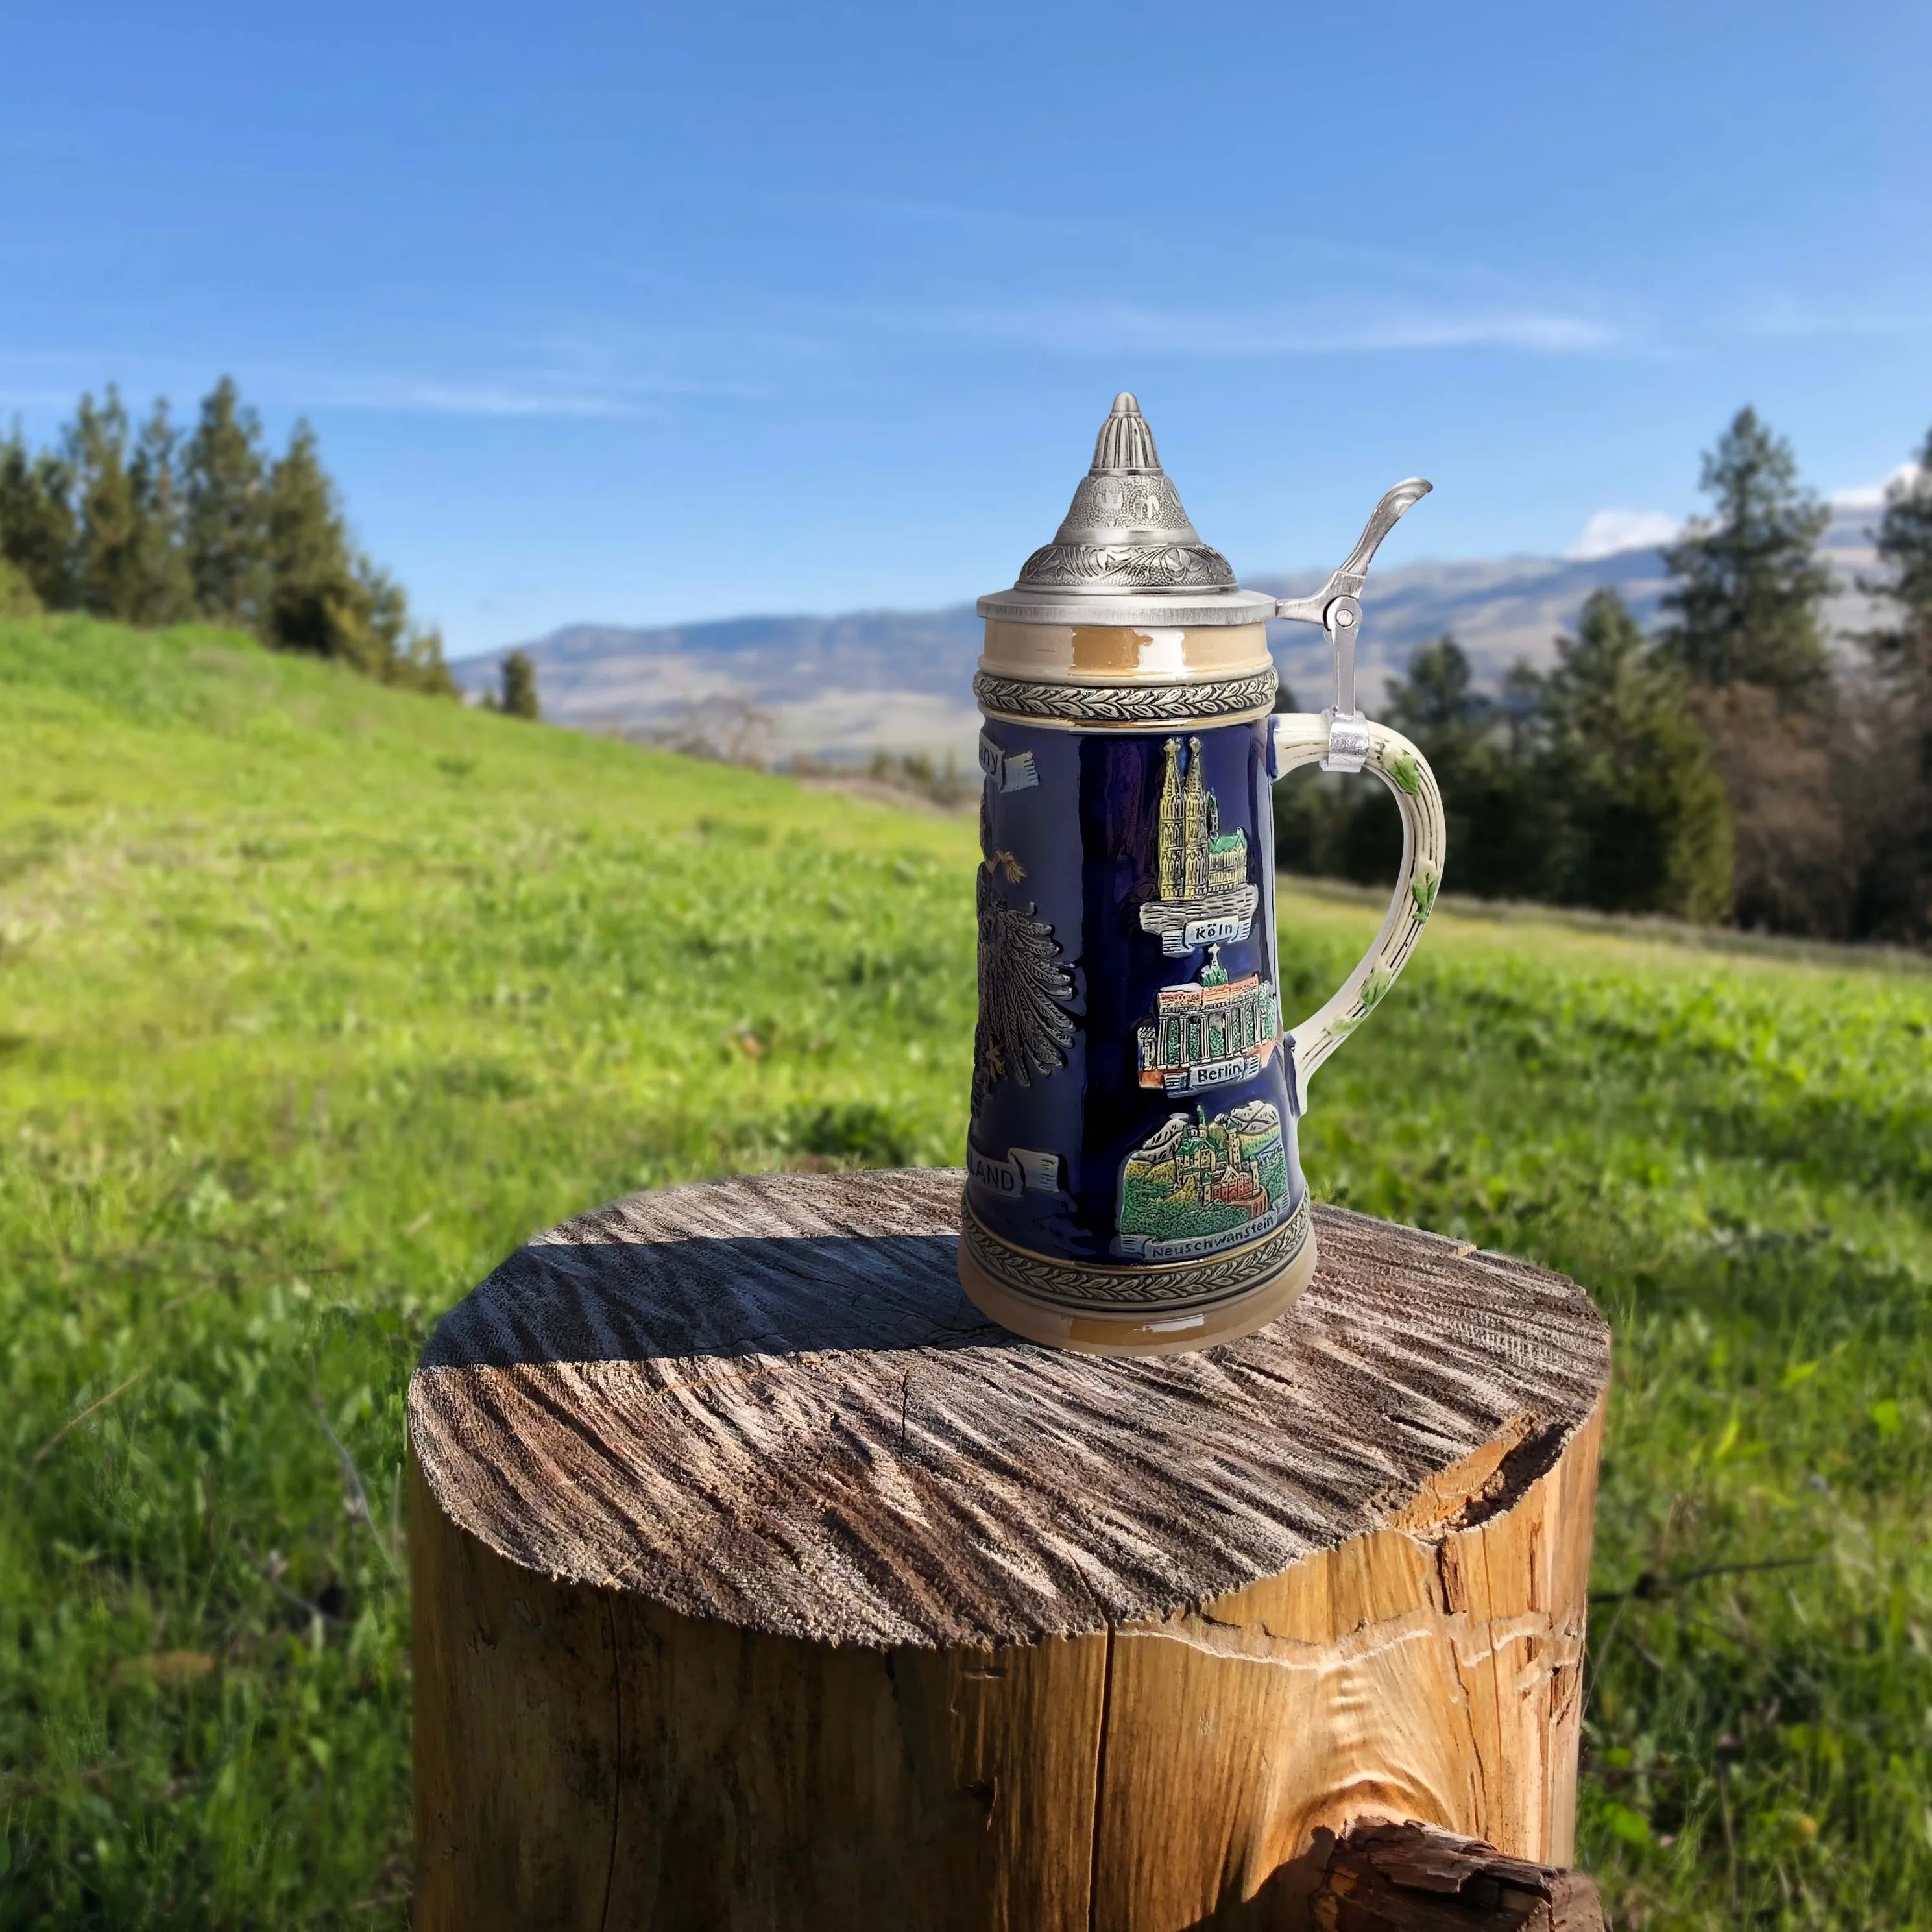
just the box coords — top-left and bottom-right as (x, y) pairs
(960, 394), (1447, 1355)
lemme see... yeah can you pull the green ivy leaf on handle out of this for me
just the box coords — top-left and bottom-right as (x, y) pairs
(1410, 862), (1440, 921)
(1385, 751), (1423, 796)
(1357, 967), (1394, 1016)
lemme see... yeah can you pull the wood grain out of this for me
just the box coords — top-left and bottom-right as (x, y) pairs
(1089, 1395), (1605, 1928)
(409, 1171), (1612, 1930)
(410, 1170), (1608, 1650)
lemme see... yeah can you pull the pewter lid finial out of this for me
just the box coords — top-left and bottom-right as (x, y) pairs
(1092, 393), (1161, 474)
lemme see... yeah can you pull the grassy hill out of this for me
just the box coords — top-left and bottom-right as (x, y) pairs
(3, 616), (1929, 1929)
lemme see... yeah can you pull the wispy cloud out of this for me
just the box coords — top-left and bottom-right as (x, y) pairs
(1296, 311), (1618, 355)
(298, 376), (647, 419)
(841, 298), (1622, 358)
(0, 342), (770, 426)
(282, 363), (765, 420)
(0, 385), (95, 415)
(828, 194), (1630, 309)
(1743, 298), (1932, 341)
(1569, 509), (1680, 559)
(0, 350), (140, 417)
(0, 348), (111, 371)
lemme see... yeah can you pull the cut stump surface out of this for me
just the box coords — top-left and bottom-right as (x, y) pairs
(410, 1170), (1611, 1931)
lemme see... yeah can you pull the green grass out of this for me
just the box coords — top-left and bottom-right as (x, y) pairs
(1, 615), (1929, 1929)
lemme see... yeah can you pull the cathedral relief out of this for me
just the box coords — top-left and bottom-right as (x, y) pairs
(1137, 736), (1261, 958)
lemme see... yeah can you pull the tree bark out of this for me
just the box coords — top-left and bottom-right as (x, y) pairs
(1310, 1820), (1607, 1931)
(410, 1170), (1610, 1931)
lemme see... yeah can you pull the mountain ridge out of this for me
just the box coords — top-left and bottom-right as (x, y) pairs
(453, 510), (1883, 762)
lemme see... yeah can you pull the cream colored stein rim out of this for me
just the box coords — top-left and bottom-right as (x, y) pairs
(979, 618), (1274, 686)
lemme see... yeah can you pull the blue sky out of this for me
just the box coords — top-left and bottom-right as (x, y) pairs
(3, 0), (1928, 657)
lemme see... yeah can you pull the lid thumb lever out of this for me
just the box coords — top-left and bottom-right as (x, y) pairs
(1275, 478), (1431, 771)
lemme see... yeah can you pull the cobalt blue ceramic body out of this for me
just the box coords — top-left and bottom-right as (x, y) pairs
(961, 708), (1314, 1346)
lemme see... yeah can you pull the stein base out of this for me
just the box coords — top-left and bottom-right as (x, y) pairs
(956, 1232), (1319, 1357)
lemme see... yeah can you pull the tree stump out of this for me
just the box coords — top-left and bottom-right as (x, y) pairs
(409, 1170), (1610, 1932)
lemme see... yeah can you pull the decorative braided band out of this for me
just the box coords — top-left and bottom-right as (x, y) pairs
(961, 1194), (1312, 1313)
(973, 666), (1279, 729)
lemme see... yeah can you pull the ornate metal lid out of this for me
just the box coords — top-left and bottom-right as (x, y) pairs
(978, 394), (1277, 629)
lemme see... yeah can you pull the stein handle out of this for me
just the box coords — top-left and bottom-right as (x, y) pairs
(1269, 712), (1446, 1094)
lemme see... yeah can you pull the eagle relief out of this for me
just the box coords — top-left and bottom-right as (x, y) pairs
(972, 850), (1077, 1114)
(1137, 736), (1260, 958)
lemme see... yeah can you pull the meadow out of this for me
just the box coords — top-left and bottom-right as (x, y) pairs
(2, 616), (1929, 1930)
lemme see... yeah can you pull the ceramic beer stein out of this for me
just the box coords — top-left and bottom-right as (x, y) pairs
(959, 394), (1448, 1355)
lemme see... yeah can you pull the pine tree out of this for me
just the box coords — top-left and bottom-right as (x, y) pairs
(0, 424), (76, 609)
(499, 649), (540, 719)
(1384, 636), (1491, 748)
(1660, 407), (1833, 708)
(182, 377), (270, 628)
(0, 551), (38, 618)
(1374, 638), (1545, 899)
(1497, 659), (1545, 764)
(1539, 590), (1733, 921)
(257, 418), (456, 694)
(64, 391), (199, 625)
(66, 389), (144, 619)
(1864, 428), (1932, 694)
(1851, 429), (1932, 939)
(124, 398), (196, 625)
(261, 420), (373, 667)
(359, 555), (457, 695)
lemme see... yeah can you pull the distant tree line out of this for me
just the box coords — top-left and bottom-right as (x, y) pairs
(0, 378), (455, 694)
(1278, 407), (1932, 945)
